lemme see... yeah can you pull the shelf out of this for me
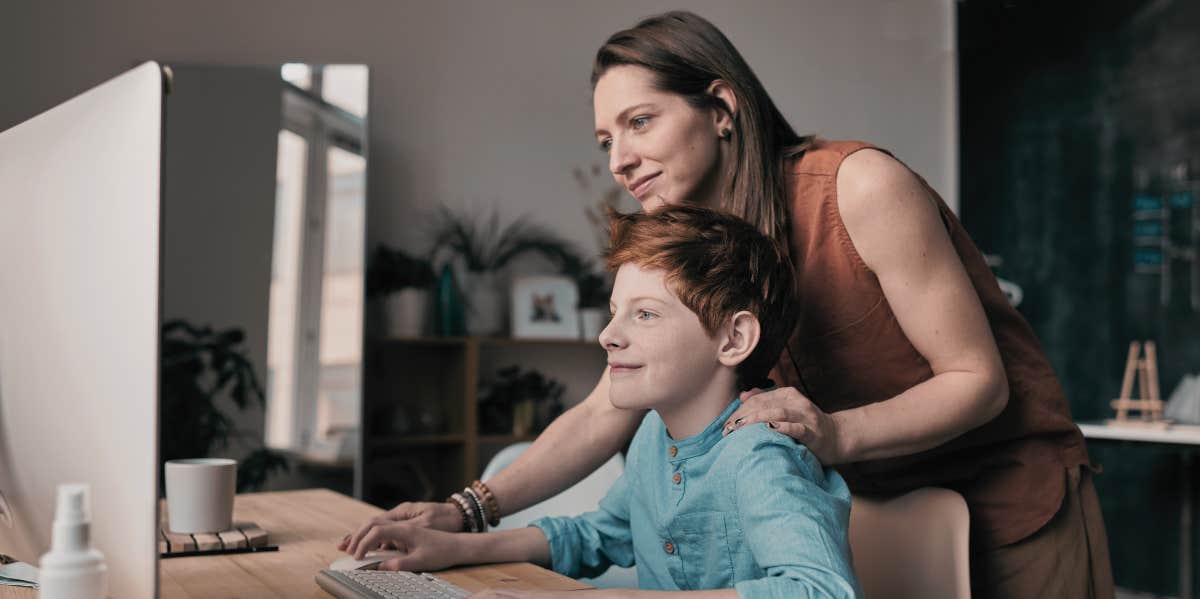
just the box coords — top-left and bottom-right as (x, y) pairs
(374, 335), (602, 348)
(368, 434), (466, 449)
(480, 337), (600, 348)
(363, 331), (605, 505)
(478, 434), (538, 445)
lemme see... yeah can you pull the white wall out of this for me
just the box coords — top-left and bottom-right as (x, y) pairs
(2, 0), (957, 262)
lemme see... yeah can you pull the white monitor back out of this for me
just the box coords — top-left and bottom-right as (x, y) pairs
(0, 61), (163, 598)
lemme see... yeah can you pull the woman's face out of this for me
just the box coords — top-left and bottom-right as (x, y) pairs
(593, 65), (728, 210)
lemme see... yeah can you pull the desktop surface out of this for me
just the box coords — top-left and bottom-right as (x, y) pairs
(0, 489), (589, 599)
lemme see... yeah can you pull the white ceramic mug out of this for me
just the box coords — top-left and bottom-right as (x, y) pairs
(165, 458), (237, 533)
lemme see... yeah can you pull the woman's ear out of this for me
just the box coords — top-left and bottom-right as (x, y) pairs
(706, 79), (738, 137)
(718, 311), (760, 368)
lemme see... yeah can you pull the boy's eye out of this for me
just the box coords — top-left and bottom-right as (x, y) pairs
(598, 138), (612, 152)
(631, 116), (650, 129)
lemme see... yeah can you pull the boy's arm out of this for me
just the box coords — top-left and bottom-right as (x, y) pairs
(529, 468), (637, 579)
(351, 523), (550, 574)
(458, 526), (553, 567)
(732, 431), (860, 599)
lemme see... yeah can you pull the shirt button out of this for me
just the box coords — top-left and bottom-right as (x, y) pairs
(669, 446), (678, 457)
(672, 473), (682, 485)
(664, 542), (675, 554)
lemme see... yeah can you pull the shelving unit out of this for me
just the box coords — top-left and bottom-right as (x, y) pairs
(361, 336), (606, 508)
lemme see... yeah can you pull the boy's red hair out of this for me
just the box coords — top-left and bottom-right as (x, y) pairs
(607, 205), (798, 389)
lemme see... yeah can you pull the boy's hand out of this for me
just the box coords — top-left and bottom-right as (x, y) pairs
(337, 501), (463, 552)
(345, 521), (463, 572)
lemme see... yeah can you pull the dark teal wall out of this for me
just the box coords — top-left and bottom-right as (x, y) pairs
(959, 0), (1200, 594)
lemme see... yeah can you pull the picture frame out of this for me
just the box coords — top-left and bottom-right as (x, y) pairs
(510, 275), (580, 339)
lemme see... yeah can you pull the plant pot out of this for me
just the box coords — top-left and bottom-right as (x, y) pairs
(384, 288), (431, 338)
(460, 270), (506, 336)
(578, 307), (608, 341)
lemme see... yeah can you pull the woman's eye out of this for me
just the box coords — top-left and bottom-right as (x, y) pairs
(599, 138), (612, 152)
(631, 116), (650, 129)
(636, 310), (657, 321)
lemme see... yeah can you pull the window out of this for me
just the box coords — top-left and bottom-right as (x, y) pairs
(265, 65), (367, 464)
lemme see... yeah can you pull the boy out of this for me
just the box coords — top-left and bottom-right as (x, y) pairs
(345, 205), (860, 598)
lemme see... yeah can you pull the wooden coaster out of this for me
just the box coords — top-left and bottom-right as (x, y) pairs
(159, 521), (272, 556)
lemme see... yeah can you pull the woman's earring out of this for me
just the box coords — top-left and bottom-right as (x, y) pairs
(720, 128), (732, 140)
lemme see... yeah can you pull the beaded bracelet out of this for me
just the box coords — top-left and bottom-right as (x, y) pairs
(462, 487), (488, 532)
(447, 493), (476, 532)
(471, 480), (501, 527)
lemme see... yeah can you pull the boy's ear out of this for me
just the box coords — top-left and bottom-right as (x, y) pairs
(717, 311), (760, 368)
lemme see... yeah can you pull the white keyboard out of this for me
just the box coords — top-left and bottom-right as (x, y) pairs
(315, 569), (470, 599)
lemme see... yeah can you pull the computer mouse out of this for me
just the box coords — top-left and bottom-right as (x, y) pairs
(328, 550), (405, 571)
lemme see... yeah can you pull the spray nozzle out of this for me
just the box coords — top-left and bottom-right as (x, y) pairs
(54, 484), (89, 527)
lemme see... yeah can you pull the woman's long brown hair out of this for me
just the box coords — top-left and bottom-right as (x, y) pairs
(591, 11), (816, 247)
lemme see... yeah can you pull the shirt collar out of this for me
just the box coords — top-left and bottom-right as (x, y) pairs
(663, 398), (741, 461)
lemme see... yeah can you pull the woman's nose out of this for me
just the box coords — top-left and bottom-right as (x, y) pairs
(608, 138), (638, 177)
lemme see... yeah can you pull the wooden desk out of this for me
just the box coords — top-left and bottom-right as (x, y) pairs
(1080, 421), (1200, 599)
(1, 489), (589, 598)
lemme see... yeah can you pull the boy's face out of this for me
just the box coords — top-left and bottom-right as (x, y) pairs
(600, 263), (725, 411)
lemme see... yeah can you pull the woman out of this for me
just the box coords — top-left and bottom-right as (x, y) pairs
(344, 11), (1112, 597)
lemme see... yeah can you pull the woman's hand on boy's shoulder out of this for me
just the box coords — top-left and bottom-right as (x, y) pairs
(723, 387), (850, 465)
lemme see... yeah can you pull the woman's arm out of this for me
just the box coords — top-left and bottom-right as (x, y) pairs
(727, 149), (1008, 464)
(339, 369), (645, 547)
(485, 367), (645, 515)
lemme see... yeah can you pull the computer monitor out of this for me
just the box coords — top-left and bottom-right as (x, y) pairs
(0, 61), (164, 598)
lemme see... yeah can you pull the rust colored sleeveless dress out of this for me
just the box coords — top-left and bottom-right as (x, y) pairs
(776, 140), (1093, 552)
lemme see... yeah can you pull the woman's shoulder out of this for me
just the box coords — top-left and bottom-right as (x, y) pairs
(788, 139), (882, 177)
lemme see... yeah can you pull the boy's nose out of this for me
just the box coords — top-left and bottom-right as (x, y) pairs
(598, 318), (625, 351)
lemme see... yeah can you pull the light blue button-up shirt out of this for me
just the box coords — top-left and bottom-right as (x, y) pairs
(532, 399), (861, 598)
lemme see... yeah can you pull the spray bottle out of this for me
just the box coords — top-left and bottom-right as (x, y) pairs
(38, 484), (107, 599)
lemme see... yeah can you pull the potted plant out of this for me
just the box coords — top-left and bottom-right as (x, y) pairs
(430, 207), (583, 336)
(367, 244), (437, 337)
(477, 365), (566, 437)
(160, 319), (289, 493)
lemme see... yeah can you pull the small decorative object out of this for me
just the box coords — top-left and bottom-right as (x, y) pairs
(477, 366), (565, 436)
(1165, 374), (1200, 425)
(1109, 340), (1168, 428)
(431, 207), (582, 336)
(510, 275), (580, 339)
(366, 244), (436, 337)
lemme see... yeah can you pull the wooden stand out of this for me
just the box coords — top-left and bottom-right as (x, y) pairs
(1108, 340), (1169, 428)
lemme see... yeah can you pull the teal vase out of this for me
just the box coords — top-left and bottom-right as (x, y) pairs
(436, 264), (465, 336)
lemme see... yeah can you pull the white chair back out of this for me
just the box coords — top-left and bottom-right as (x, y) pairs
(849, 487), (971, 599)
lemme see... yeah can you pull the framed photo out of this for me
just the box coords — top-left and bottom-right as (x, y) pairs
(510, 275), (579, 339)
